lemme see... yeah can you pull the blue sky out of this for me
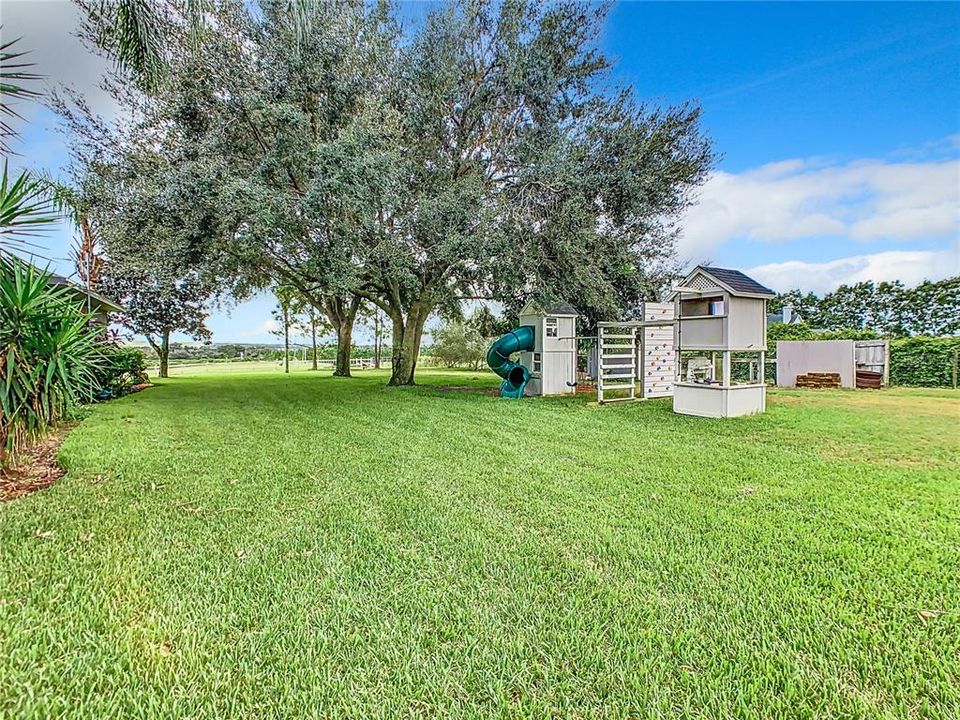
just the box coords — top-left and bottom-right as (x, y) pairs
(4, 1), (959, 345)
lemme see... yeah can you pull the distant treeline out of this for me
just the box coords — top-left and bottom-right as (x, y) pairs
(770, 276), (958, 337)
(139, 343), (380, 362)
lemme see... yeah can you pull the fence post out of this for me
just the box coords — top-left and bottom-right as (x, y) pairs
(883, 339), (890, 387)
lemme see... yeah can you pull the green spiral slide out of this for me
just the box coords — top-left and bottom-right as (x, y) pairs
(486, 326), (535, 398)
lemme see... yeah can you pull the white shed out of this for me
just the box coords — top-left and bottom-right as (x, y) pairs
(669, 266), (775, 418)
(518, 301), (578, 396)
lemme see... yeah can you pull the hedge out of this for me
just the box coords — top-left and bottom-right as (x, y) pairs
(889, 337), (960, 388)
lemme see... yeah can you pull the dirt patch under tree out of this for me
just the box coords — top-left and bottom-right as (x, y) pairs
(0, 424), (76, 502)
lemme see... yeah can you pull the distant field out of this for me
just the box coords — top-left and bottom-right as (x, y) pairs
(1, 370), (957, 718)
(154, 360), (456, 376)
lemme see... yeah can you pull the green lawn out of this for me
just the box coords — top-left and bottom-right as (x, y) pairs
(1, 370), (958, 719)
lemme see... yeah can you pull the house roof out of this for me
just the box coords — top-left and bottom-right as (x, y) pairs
(542, 301), (579, 316)
(48, 271), (124, 313)
(767, 310), (804, 325)
(670, 266), (776, 299)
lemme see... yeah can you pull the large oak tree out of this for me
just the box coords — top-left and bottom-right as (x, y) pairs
(69, 0), (714, 385)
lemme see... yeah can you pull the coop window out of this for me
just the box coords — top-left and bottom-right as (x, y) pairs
(545, 317), (559, 337)
(533, 353), (542, 372)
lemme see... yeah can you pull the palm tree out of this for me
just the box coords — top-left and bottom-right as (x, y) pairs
(92, 0), (167, 91)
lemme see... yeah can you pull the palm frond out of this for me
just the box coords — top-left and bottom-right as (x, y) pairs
(0, 33), (43, 154)
(0, 162), (60, 254)
(101, 0), (166, 91)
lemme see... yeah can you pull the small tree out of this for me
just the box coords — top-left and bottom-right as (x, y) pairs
(431, 320), (487, 370)
(358, 302), (390, 370)
(99, 268), (211, 378)
(467, 305), (510, 340)
(302, 305), (329, 371)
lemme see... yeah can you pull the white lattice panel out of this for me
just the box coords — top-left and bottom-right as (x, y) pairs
(688, 273), (713, 291)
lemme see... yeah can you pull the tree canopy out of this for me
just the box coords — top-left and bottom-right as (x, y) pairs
(66, 0), (715, 384)
(770, 277), (959, 337)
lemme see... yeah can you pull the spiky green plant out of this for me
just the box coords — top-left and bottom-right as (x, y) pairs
(0, 161), (58, 254)
(0, 33), (42, 155)
(0, 259), (102, 465)
(0, 34), (59, 255)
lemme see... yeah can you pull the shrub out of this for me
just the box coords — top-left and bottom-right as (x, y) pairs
(889, 337), (960, 388)
(429, 321), (488, 370)
(92, 345), (148, 398)
(0, 260), (102, 464)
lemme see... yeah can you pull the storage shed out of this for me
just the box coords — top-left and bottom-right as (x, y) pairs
(517, 301), (578, 396)
(670, 266), (775, 418)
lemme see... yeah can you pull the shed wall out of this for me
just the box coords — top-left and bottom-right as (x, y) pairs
(776, 340), (856, 388)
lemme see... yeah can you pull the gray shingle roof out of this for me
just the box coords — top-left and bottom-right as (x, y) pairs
(699, 266), (775, 297)
(541, 301), (579, 316)
(47, 269), (124, 312)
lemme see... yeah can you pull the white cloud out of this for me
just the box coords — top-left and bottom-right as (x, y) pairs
(2, 1), (117, 121)
(747, 249), (959, 296)
(238, 319), (279, 338)
(680, 155), (960, 259)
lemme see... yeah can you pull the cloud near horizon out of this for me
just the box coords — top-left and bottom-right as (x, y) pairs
(746, 249), (957, 296)
(678, 148), (959, 295)
(679, 153), (958, 255)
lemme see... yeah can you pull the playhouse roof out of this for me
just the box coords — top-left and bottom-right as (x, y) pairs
(519, 300), (579, 317)
(669, 266), (775, 300)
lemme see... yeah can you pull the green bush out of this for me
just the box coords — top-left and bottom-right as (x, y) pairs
(0, 260), (102, 464)
(92, 345), (148, 398)
(889, 337), (960, 388)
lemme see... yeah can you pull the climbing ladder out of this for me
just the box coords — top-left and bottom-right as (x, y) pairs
(597, 322), (637, 403)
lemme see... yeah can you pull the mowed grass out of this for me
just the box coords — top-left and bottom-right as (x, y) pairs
(1, 370), (958, 719)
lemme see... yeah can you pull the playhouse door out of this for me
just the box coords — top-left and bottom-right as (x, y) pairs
(543, 353), (575, 395)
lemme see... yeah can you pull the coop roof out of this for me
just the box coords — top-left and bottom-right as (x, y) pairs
(669, 266), (775, 300)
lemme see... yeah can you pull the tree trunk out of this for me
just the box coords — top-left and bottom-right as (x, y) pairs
(335, 320), (354, 377)
(310, 310), (318, 371)
(373, 311), (382, 369)
(151, 329), (171, 378)
(283, 305), (290, 374)
(387, 302), (431, 386)
(326, 296), (361, 378)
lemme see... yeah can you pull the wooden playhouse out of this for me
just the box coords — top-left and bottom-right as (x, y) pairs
(670, 266), (775, 418)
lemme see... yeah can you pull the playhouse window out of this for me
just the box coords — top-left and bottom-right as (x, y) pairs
(533, 353), (542, 372)
(545, 317), (559, 337)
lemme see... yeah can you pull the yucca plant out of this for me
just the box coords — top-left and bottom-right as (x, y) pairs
(0, 258), (102, 465)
